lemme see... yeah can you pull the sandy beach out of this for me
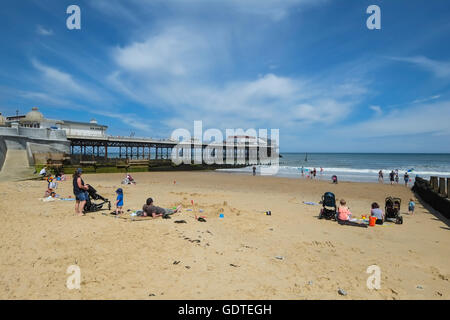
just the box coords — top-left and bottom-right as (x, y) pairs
(0, 171), (448, 300)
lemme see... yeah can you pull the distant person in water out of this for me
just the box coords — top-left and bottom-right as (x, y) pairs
(404, 172), (410, 187)
(378, 170), (384, 183)
(389, 170), (395, 185)
(312, 168), (317, 179)
(395, 170), (399, 184)
(301, 166), (304, 177)
(252, 166), (256, 176)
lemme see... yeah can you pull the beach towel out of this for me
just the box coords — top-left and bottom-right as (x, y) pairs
(303, 201), (318, 205)
(40, 196), (58, 202)
(337, 219), (368, 228)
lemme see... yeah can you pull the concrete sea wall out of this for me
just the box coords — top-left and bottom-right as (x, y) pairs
(0, 127), (70, 172)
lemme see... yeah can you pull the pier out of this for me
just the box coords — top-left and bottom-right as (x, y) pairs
(67, 134), (275, 165)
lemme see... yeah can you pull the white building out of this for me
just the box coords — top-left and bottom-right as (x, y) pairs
(60, 119), (107, 137)
(5, 107), (107, 137)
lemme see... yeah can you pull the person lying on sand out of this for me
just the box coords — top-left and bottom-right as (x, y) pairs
(142, 197), (182, 218)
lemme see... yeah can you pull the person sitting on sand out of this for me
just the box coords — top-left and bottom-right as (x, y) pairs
(39, 167), (48, 179)
(370, 202), (384, 225)
(127, 173), (136, 184)
(142, 197), (182, 218)
(338, 199), (352, 221)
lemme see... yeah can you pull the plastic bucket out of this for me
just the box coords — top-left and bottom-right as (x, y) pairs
(369, 216), (377, 227)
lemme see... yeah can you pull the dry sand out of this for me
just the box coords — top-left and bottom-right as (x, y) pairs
(0, 171), (448, 299)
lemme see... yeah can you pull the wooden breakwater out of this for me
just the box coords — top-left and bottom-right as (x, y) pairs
(412, 177), (450, 218)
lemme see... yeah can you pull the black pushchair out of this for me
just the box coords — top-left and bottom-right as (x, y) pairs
(84, 185), (111, 213)
(319, 192), (337, 220)
(384, 197), (403, 224)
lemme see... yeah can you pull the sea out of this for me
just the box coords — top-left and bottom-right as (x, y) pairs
(217, 153), (450, 183)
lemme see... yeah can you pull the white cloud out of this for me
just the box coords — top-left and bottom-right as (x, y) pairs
(391, 56), (450, 79)
(113, 27), (212, 76)
(91, 0), (325, 22)
(369, 105), (382, 116)
(335, 100), (450, 138)
(108, 20), (368, 132)
(31, 60), (108, 102)
(36, 25), (53, 36)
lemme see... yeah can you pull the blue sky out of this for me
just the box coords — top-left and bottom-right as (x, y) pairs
(1, 0), (450, 152)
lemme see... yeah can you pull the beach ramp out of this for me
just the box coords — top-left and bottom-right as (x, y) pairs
(0, 149), (35, 181)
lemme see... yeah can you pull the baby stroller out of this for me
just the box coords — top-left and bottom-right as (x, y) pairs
(384, 197), (403, 224)
(319, 192), (337, 220)
(84, 185), (111, 212)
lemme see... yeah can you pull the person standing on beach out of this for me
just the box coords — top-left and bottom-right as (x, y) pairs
(389, 170), (395, 185)
(404, 172), (410, 187)
(301, 166), (304, 177)
(73, 168), (89, 216)
(115, 188), (124, 215)
(408, 198), (415, 215)
(252, 166), (256, 176)
(395, 170), (399, 184)
(313, 168), (317, 179)
(378, 170), (384, 183)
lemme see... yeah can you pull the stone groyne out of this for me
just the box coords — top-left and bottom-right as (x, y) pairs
(412, 177), (450, 219)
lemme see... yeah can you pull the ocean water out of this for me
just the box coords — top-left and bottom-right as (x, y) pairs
(217, 153), (450, 183)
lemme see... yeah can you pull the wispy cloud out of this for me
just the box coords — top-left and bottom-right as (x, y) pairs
(109, 24), (367, 131)
(390, 56), (450, 79)
(335, 100), (450, 138)
(369, 105), (382, 116)
(36, 25), (53, 36)
(90, 0), (326, 22)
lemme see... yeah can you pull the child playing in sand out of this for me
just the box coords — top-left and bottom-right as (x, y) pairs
(338, 199), (352, 221)
(408, 198), (415, 215)
(115, 188), (124, 215)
